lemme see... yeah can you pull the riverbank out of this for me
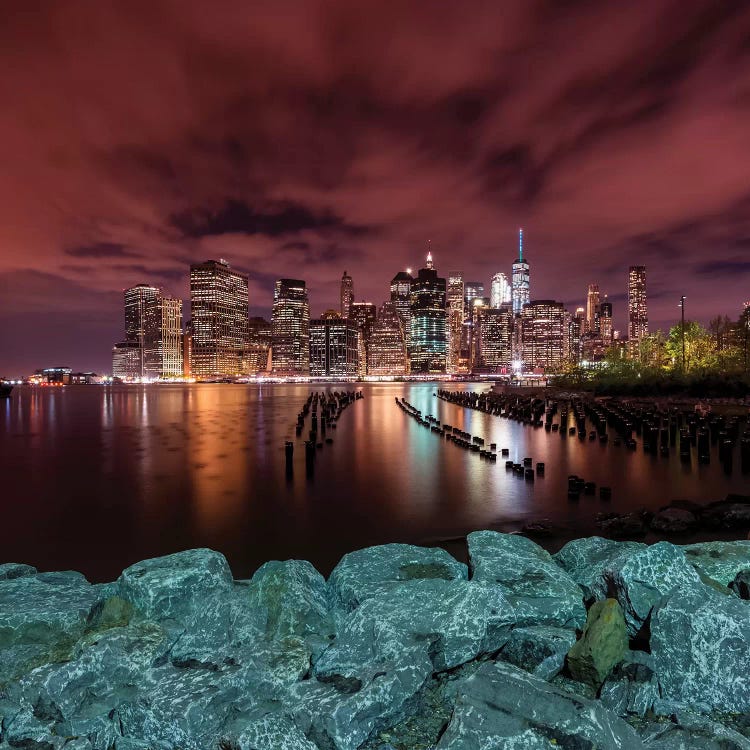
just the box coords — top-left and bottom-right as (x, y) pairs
(2, 535), (750, 749)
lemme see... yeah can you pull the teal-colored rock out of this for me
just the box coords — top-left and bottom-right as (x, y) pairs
(600, 650), (658, 718)
(436, 660), (644, 749)
(567, 598), (628, 687)
(682, 541), (750, 587)
(222, 714), (320, 749)
(651, 586), (750, 713)
(0, 563), (36, 581)
(0, 570), (103, 684)
(247, 559), (333, 642)
(328, 543), (467, 614)
(553, 536), (647, 601)
(468, 530), (585, 628)
(640, 712), (750, 749)
(117, 548), (233, 623)
(605, 542), (705, 636)
(501, 625), (576, 680)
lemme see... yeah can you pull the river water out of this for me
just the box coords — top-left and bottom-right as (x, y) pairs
(1, 383), (746, 581)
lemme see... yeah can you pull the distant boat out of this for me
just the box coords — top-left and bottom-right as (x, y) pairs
(0, 383), (13, 398)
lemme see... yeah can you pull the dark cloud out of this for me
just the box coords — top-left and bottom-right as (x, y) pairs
(171, 199), (372, 239)
(1, 0), (750, 372)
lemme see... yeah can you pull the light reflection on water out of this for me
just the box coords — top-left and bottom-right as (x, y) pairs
(0, 382), (746, 581)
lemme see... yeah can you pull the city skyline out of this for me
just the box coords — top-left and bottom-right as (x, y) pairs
(2, 3), (750, 373)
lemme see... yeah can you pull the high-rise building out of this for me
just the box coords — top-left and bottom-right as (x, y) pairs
(446, 271), (465, 373)
(472, 304), (513, 372)
(183, 320), (193, 378)
(121, 284), (183, 378)
(309, 316), (358, 378)
(511, 228), (530, 315)
(628, 266), (648, 353)
(271, 278), (310, 375)
(189, 259), (249, 378)
(390, 271), (413, 344)
(462, 281), (484, 362)
(599, 297), (613, 343)
(367, 302), (408, 376)
(410, 255), (447, 374)
(464, 281), (484, 311)
(585, 284), (600, 334)
(349, 301), (377, 376)
(490, 272), (511, 308)
(340, 271), (354, 319)
(567, 308), (584, 364)
(246, 317), (272, 375)
(520, 300), (566, 371)
(112, 342), (141, 380)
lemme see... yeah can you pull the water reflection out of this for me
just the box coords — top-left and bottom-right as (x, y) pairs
(0, 382), (746, 581)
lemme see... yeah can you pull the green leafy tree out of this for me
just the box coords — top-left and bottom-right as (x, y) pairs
(666, 321), (716, 372)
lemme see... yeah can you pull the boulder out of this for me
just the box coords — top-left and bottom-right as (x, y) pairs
(701, 501), (750, 529)
(0, 570), (104, 684)
(328, 543), (467, 614)
(500, 625), (576, 680)
(651, 586), (750, 713)
(599, 650), (658, 718)
(468, 531), (585, 628)
(597, 512), (648, 538)
(603, 542), (706, 636)
(730, 569), (750, 599)
(309, 578), (515, 749)
(567, 599), (628, 687)
(640, 712), (750, 749)
(649, 507), (697, 534)
(0, 563), (36, 581)
(117, 548), (234, 623)
(222, 714), (320, 750)
(553, 536), (646, 601)
(435, 661), (643, 749)
(682, 540), (750, 586)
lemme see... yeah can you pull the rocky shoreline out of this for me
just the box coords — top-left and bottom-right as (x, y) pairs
(2, 533), (750, 749)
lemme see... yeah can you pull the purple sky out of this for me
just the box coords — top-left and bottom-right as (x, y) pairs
(1, 1), (749, 374)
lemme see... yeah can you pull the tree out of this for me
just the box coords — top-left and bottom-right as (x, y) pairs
(666, 321), (716, 372)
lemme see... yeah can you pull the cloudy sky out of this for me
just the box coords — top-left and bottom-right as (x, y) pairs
(1, 0), (749, 373)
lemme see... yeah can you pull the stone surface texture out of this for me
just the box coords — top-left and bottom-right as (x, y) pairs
(1, 534), (749, 749)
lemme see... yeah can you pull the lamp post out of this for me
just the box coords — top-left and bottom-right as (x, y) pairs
(679, 295), (686, 372)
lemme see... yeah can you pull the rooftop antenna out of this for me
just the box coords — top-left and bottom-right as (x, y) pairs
(426, 239), (434, 269)
(518, 227), (523, 262)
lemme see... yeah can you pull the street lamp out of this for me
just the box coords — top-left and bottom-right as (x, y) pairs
(679, 296), (686, 372)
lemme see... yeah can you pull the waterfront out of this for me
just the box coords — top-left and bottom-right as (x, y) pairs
(1, 382), (747, 582)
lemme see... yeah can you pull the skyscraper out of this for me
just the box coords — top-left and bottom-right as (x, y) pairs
(309, 316), (358, 377)
(112, 341), (141, 380)
(367, 302), (408, 376)
(462, 281), (484, 362)
(189, 259), (249, 378)
(599, 297), (613, 343)
(446, 271), (464, 373)
(120, 284), (183, 379)
(271, 278), (310, 375)
(472, 304), (513, 372)
(410, 254), (447, 374)
(490, 272), (511, 308)
(585, 284), (600, 334)
(520, 300), (566, 371)
(390, 270), (413, 358)
(511, 228), (530, 315)
(340, 270), (354, 319)
(246, 317), (272, 375)
(628, 266), (648, 353)
(567, 308), (584, 364)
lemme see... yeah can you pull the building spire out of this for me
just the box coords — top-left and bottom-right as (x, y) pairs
(426, 241), (434, 270)
(518, 227), (523, 262)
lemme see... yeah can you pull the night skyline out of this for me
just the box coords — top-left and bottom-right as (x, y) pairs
(2, 1), (750, 374)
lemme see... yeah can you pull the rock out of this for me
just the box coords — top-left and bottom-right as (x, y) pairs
(651, 585), (750, 713)
(649, 507), (697, 533)
(701, 501), (750, 529)
(309, 578), (516, 749)
(500, 625), (576, 680)
(640, 712), (750, 749)
(328, 543), (467, 614)
(599, 650), (658, 718)
(553, 536), (646, 601)
(597, 511), (647, 538)
(730, 569), (750, 599)
(682, 540), (750, 586)
(117, 548), (234, 623)
(246, 559), (333, 644)
(0, 570), (104, 684)
(222, 714), (320, 750)
(468, 530), (585, 628)
(603, 541), (706, 636)
(435, 660), (643, 749)
(0, 563), (36, 581)
(567, 599), (628, 687)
